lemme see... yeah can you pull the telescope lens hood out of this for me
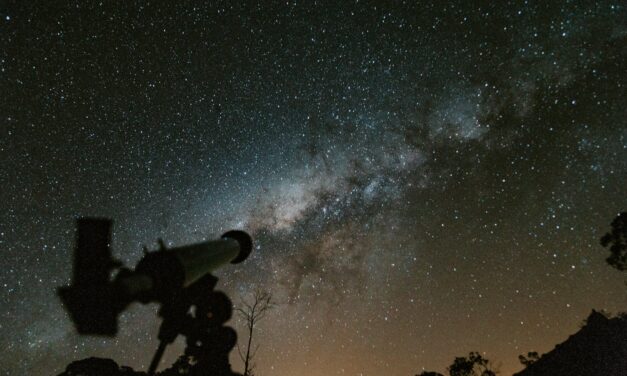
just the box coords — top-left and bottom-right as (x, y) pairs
(222, 230), (253, 264)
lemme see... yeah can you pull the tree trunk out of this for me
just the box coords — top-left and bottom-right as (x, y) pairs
(243, 319), (254, 376)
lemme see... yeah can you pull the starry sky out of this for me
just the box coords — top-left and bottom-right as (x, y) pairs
(1, 1), (626, 375)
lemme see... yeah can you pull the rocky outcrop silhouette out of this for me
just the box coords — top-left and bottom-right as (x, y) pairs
(514, 310), (627, 376)
(57, 357), (146, 376)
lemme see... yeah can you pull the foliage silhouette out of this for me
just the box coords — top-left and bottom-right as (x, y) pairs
(518, 352), (539, 367)
(600, 212), (627, 271)
(416, 352), (496, 376)
(448, 352), (495, 376)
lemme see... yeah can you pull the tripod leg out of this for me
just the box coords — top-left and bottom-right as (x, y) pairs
(148, 340), (168, 375)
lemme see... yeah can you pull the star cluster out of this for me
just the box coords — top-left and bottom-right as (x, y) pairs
(1, 2), (626, 375)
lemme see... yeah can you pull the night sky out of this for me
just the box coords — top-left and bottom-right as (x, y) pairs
(1, 1), (626, 375)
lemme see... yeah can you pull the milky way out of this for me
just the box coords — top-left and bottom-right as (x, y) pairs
(1, 2), (626, 375)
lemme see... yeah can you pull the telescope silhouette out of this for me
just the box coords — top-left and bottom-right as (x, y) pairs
(59, 218), (252, 335)
(58, 218), (252, 328)
(58, 218), (252, 375)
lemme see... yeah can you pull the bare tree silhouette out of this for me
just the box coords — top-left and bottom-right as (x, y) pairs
(235, 290), (275, 376)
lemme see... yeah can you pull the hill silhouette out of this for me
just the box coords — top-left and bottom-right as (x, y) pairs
(514, 310), (627, 376)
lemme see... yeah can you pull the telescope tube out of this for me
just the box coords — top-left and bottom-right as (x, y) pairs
(131, 230), (252, 296)
(173, 237), (238, 287)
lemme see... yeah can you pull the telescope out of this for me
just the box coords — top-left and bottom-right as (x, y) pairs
(59, 217), (252, 335)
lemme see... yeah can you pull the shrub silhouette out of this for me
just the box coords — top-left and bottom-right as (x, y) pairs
(416, 352), (496, 376)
